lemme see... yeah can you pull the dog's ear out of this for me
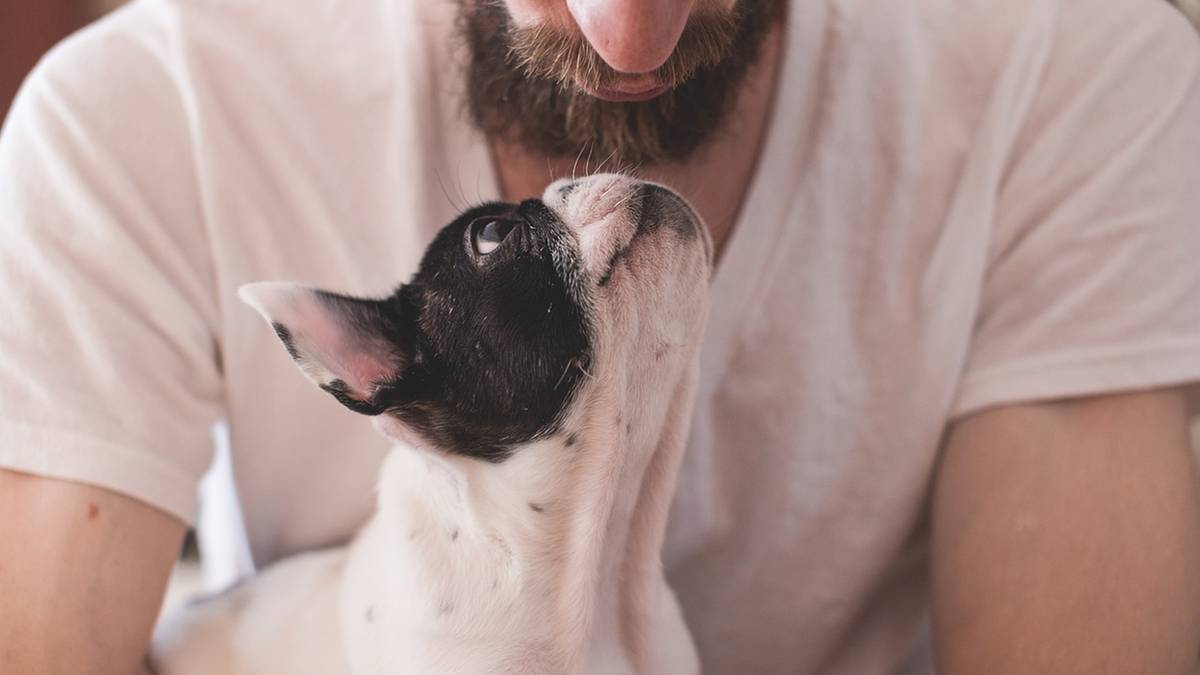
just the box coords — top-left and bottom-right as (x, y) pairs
(238, 282), (414, 415)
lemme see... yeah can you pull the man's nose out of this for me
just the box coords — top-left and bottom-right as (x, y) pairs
(565, 0), (695, 73)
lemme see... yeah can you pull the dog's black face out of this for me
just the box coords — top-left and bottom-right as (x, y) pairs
(362, 199), (591, 460)
(242, 175), (710, 462)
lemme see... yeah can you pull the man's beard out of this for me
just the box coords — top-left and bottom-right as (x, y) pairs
(460, 1), (783, 167)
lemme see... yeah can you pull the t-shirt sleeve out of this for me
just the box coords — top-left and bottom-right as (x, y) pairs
(952, 1), (1200, 419)
(0, 12), (222, 523)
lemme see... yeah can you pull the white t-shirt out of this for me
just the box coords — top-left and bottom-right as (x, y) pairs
(2, 0), (1198, 672)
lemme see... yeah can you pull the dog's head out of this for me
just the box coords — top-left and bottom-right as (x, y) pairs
(241, 174), (711, 461)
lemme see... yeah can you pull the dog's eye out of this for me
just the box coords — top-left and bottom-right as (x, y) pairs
(471, 218), (517, 256)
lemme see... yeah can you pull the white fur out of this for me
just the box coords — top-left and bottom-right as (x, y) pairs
(150, 175), (711, 674)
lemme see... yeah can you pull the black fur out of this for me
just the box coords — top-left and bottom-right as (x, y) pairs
(272, 322), (301, 361)
(296, 199), (592, 462)
(320, 380), (387, 416)
(640, 184), (701, 241)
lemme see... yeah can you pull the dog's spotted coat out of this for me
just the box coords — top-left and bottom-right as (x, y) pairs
(150, 175), (711, 675)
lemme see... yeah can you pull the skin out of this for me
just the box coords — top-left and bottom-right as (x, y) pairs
(0, 468), (183, 675)
(3, 1), (1199, 674)
(503, 0), (730, 74)
(933, 388), (1200, 674)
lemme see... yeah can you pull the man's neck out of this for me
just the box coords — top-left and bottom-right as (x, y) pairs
(490, 23), (785, 265)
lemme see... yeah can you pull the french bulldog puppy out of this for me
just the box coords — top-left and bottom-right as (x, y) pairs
(150, 174), (712, 675)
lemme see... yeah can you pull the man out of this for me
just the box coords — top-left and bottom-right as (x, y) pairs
(1, 0), (1198, 672)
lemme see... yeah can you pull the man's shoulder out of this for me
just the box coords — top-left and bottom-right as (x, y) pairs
(891, 0), (1195, 45)
(811, 0), (1198, 142)
(4, 1), (201, 181)
(845, 0), (1197, 84)
(26, 0), (450, 122)
(27, 0), (184, 103)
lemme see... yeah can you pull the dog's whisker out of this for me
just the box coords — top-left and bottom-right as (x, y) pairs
(434, 167), (462, 211)
(597, 180), (620, 202)
(594, 146), (620, 176)
(610, 185), (639, 212)
(554, 360), (573, 389)
(596, 180), (627, 210)
(571, 144), (589, 181)
(576, 359), (594, 379)
(455, 161), (471, 209)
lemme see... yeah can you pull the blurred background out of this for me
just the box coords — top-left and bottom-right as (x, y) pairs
(2, 0), (1200, 626)
(1, 1), (119, 118)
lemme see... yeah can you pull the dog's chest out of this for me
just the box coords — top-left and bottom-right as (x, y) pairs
(336, 451), (591, 674)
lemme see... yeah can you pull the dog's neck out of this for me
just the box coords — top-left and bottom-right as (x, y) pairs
(342, 350), (699, 673)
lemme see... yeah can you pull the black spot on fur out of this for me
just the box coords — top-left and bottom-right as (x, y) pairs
(450, 529), (459, 542)
(565, 433), (577, 447)
(365, 605), (375, 623)
(438, 601), (455, 616)
(596, 248), (629, 287)
(271, 322), (301, 361)
(639, 184), (700, 240)
(529, 502), (545, 513)
(320, 380), (385, 416)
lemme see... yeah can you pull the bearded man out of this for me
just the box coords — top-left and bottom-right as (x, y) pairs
(1, 0), (1199, 673)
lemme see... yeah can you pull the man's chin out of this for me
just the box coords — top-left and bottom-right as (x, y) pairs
(461, 0), (783, 165)
(582, 83), (672, 103)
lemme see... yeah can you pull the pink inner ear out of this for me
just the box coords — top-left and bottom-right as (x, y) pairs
(239, 282), (399, 399)
(334, 340), (399, 395)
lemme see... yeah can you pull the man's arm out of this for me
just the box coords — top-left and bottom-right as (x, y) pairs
(931, 387), (1200, 674)
(0, 469), (184, 675)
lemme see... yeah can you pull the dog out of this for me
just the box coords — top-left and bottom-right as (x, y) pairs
(149, 174), (712, 675)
